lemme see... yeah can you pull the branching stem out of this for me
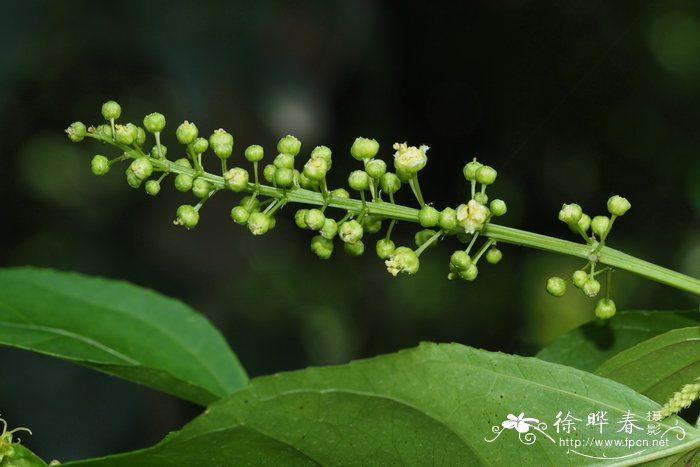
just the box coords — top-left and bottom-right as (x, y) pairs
(87, 134), (700, 296)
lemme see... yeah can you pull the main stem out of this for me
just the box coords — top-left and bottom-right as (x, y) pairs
(107, 141), (700, 297)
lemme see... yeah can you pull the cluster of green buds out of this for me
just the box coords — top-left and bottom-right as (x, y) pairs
(67, 101), (510, 281)
(545, 195), (632, 319)
(658, 377), (700, 420)
(0, 417), (32, 463)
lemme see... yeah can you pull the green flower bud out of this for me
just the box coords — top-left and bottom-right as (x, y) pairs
(174, 173), (194, 192)
(223, 167), (249, 192)
(174, 157), (190, 168)
(230, 206), (250, 225)
(473, 192), (488, 205)
(277, 135), (301, 156)
(190, 137), (209, 154)
(415, 229), (437, 248)
(96, 124), (113, 140)
(365, 159), (387, 179)
(294, 209), (309, 229)
(475, 165), (497, 185)
(114, 123), (139, 145)
(320, 218), (338, 239)
(135, 127), (147, 146)
(376, 238), (396, 259)
(486, 247), (502, 264)
(418, 205), (440, 227)
(305, 209), (326, 231)
(591, 215), (610, 238)
(577, 214), (591, 234)
(594, 298), (617, 319)
(396, 168), (413, 183)
(242, 145), (263, 162)
(348, 170), (370, 191)
(247, 212), (272, 235)
(145, 180), (161, 196)
(209, 129), (234, 159)
(490, 199), (507, 217)
(274, 167), (295, 188)
(268, 215), (277, 231)
(311, 235), (334, 259)
(456, 233), (471, 244)
(311, 145), (332, 163)
(66, 121), (87, 142)
(456, 200), (490, 234)
(192, 178), (213, 198)
(607, 195), (631, 217)
(274, 153), (295, 170)
(379, 172), (401, 194)
(101, 100), (121, 120)
(331, 188), (350, 198)
(362, 215), (382, 234)
(263, 164), (277, 183)
(150, 143), (168, 159)
(546, 277), (567, 297)
(572, 270), (588, 288)
(299, 172), (320, 190)
(91, 155), (110, 176)
(344, 240), (365, 256)
(339, 219), (363, 243)
(143, 112), (166, 133)
(439, 207), (458, 230)
(130, 158), (153, 180)
(463, 160), (483, 181)
(458, 263), (479, 281)
(350, 137), (379, 160)
(450, 250), (471, 270)
(393, 142), (428, 173)
(385, 246), (420, 276)
(303, 157), (328, 180)
(558, 203), (583, 225)
(582, 278), (601, 297)
(176, 121), (199, 145)
(175, 204), (199, 229)
(239, 195), (261, 212)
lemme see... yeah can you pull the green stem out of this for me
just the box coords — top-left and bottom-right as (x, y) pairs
(409, 174), (425, 207)
(472, 238), (495, 264)
(101, 144), (700, 296)
(415, 229), (443, 256)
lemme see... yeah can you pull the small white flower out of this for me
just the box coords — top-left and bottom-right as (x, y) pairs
(393, 142), (429, 173)
(502, 413), (539, 433)
(384, 246), (420, 276)
(456, 200), (490, 234)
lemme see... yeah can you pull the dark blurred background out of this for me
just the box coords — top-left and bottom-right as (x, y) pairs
(1, 0), (699, 461)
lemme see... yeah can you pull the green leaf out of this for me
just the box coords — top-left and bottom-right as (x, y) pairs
(536, 310), (699, 372)
(595, 327), (700, 404)
(64, 343), (699, 467)
(0, 267), (247, 405)
(1, 444), (48, 467)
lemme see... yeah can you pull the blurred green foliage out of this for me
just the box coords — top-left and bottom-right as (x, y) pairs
(0, 0), (698, 461)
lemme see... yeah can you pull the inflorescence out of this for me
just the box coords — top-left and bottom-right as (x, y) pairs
(67, 100), (632, 318)
(545, 196), (632, 319)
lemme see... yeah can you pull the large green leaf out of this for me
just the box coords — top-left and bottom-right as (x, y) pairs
(0, 267), (247, 405)
(64, 343), (699, 466)
(595, 327), (700, 404)
(536, 310), (699, 372)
